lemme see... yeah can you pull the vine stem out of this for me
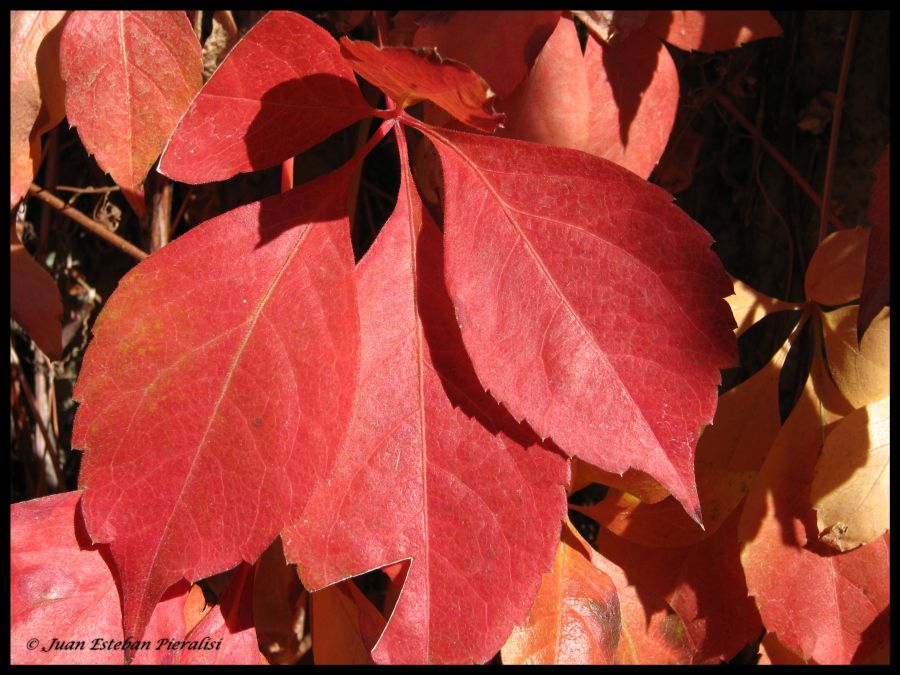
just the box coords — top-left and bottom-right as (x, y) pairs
(715, 94), (847, 232)
(817, 10), (859, 243)
(28, 183), (148, 261)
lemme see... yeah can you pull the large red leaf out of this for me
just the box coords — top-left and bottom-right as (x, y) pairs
(858, 145), (890, 339)
(423, 125), (737, 518)
(10, 492), (191, 665)
(10, 10), (67, 208)
(282, 137), (569, 664)
(411, 11), (561, 99)
(59, 11), (202, 216)
(159, 11), (372, 184)
(739, 354), (891, 664)
(644, 11), (782, 53)
(72, 166), (360, 648)
(339, 38), (503, 132)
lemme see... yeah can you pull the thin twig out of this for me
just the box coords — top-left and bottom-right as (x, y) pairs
(10, 341), (65, 490)
(818, 11), (859, 243)
(716, 93), (847, 231)
(150, 174), (173, 252)
(28, 183), (148, 261)
(55, 184), (121, 194)
(170, 186), (194, 239)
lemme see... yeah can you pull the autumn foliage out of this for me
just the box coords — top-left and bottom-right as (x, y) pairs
(10, 10), (889, 665)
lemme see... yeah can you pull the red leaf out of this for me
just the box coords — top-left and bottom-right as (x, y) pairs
(584, 29), (678, 178)
(595, 508), (763, 663)
(644, 11), (782, 53)
(59, 11), (202, 216)
(412, 11), (561, 99)
(10, 10), (67, 208)
(497, 17), (677, 179)
(10, 492), (192, 665)
(339, 38), (503, 132)
(72, 167), (360, 647)
(424, 126), (737, 518)
(11, 226), (63, 360)
(739, 357), (891, 664)
(11, 492), (122, 664)
(858, 145), (890, 340)
(159, 11), (372, 184)
(282, 140), (569, 664)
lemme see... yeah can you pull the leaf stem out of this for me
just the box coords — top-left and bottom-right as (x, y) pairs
(28, 183), (148, 261)
(817, 11), (859, 244)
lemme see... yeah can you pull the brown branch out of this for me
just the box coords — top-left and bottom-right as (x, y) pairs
(28, 183), (149, 261)
(818, 11), (859, 243)
(715, 93), (848, 232)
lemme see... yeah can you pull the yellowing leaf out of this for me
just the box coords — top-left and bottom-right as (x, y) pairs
(727, 277), (800, 337)
(811, 396), (889, 551)
(501, 520), (620, 664)
(822, 305), (890, 408)
(805, 227), (869, 305)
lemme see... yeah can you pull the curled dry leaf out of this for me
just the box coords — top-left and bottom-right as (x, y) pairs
(339, 38), (504, 132)
(811, 396), (889, 552)
(411, 11), (561, 99)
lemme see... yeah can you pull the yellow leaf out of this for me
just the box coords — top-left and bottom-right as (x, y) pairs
(805, 227), (869, 305)
(811, 396), (889, 552)
(727, 277), (800, 337)
(822, 306), (890, 408)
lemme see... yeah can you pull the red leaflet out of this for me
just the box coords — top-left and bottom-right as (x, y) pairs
(159, 11), (372, 184)
(72, 167), (359, 646)
(645, 11), (782, 53)
(426, 126), (737, 517)
(10, 10), (67, 208)
(282, 144), (569, 664)
(412, 11), (561, 99)
(498, 16), (678, 179)
(340, 38), (503, 132)
(584, 28), (678, 178)
(59, 12), (201, 216)
(858, 145), (890, 340)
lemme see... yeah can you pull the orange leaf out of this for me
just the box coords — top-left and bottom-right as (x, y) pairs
(10, 10), (67, 208)
(10, 226), (62, 359)
(502, 520), (620, 664)
(310, 582), (379, 665)
(645, 11), (782, 53)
